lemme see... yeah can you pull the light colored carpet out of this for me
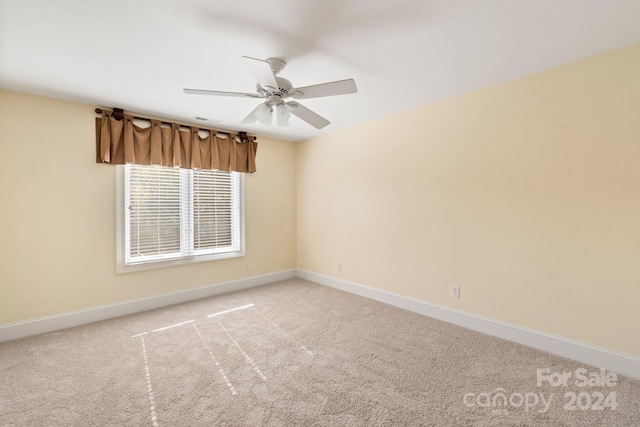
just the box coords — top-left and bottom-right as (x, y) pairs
(1, 278), (638, 426)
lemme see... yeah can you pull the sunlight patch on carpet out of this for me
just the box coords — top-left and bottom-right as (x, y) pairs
(207, 303), (256, 318)
(192, 323), (237, 395)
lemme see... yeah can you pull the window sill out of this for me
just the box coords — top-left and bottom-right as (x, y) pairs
(116, 250), (245, 274)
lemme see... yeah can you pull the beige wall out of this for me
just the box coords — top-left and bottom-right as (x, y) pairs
(0, 89), (297, 324)
(297, 44), (640, 357)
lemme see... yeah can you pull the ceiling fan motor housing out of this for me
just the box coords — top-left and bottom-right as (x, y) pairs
(257, 77), (293, 106)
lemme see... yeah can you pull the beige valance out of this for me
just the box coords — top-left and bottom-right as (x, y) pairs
(96, 110), (257, 172)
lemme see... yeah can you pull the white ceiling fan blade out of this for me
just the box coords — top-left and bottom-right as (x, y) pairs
(286, 101), (330, 129)
(290, 79), (357, 100)
(242, 56), (279, 91)
(183, 88), (261, 98)
(241, 103), (264, 124)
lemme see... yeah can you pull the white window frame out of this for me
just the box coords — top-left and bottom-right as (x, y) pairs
(116, 165), (245, 273)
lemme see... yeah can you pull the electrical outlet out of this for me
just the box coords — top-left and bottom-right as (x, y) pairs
(451, 286), (460, 298)
(337, 262), (342, 271)
(243, 261), (250, 271)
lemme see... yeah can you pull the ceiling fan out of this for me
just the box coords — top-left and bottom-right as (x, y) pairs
(183, 57), (357, 129)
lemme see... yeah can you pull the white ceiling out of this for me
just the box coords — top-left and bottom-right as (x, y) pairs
(1, 0), (640, 142)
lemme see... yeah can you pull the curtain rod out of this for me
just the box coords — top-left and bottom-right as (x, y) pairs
(94, 108), (253, 141)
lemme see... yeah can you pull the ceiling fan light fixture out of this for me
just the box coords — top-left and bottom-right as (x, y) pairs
(255, 102), (272, 125)
(276, 102), (290, 126)
(258, 114), (272, 126)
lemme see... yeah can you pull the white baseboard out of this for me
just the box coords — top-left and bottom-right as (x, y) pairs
(297, 269), (640, 381)
(0, 269), (296, 343)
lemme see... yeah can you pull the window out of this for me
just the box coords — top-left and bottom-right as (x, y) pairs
(116, 164), (244, 272)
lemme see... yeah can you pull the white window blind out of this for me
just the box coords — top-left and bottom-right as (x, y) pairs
(117, 164), (244, 272)
(126, 166), (182, 262)
(192, 170), (237, 252)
